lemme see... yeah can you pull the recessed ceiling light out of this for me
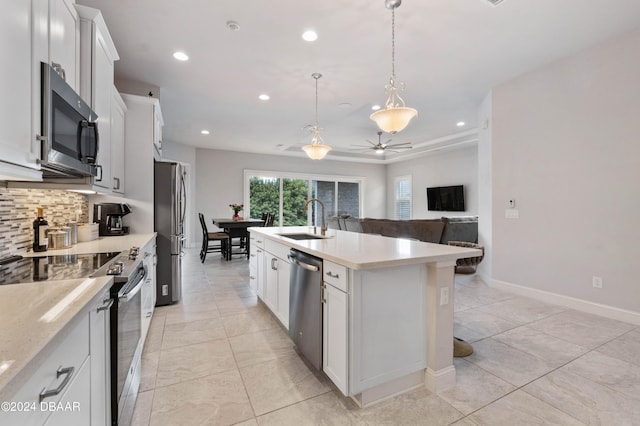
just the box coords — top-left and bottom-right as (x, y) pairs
(201, 130), (210, 135)
(371, 105), (381, 111)
(173, 51), (189, 61)
(302, 30), (318, 42)
(227, 21), (240, 31)
(338, 102), (352, 108)
(456, 121), (465, 127)
(259, 94), (270, 101)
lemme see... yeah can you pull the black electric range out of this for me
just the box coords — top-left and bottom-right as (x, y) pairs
(0, 252), (120, 285)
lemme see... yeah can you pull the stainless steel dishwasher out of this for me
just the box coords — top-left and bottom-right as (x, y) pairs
(288, 249), (323, 370)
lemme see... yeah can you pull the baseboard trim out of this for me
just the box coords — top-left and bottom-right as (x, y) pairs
(491, 279), (640, 326)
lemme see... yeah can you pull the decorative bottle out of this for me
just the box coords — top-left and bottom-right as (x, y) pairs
(33, 207), (49, 252)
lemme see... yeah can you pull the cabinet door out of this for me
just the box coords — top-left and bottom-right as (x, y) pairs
(43, 358), (91, 426)
(49, 0), (79, 90)
(276, 259), (290, 329)
(323, 283), (348, 395)
(110, 88), (126, 194)
(0, 0), (37, 172)
(90, 292), (112, 426)
(256, 248), (264, 298)
(265, 254), (278, 312)
(91, 26), (114, 190)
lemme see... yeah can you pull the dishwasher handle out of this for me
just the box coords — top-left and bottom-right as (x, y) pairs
(288, 254), (319, 272)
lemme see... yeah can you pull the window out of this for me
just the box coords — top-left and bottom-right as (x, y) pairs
(395, 176), (412, 220)
(245, 170), (364, 225)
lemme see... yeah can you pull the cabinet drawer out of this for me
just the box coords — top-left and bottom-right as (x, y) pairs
(323, 260), (347, 292)
(264, 239), (290, 261)
(1, 314), (89, 425)
(250, 233), (265, 250)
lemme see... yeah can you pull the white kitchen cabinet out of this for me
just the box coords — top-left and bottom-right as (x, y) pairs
(323, 280), (348, 395)
(43, 357), (91, 426)
(110, 88), (126, 194)
(89, 289), (112, 426)
(49, 0), (80, 91)
(121, 94), (163, 233)
(76, 4), (119, 192)
(263, 239), (291, 329)
(0, 0), (41, 179)
(249, 234), (264, 295)
(141, 238), (157, 343)
(0, 314), (89, 426)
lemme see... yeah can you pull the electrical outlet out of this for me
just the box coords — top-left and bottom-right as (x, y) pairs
(592, 276), (603, 289)
(162, 284), (169, 296)
(505, 209), (519, 219)
(440, 287), (449, 306)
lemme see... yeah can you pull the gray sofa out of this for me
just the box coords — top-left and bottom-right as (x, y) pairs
(329, 216), (479, 245)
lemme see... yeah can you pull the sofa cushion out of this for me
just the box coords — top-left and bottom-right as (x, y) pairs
(343, 217), (363, 233)
(440, 217), (478, 244)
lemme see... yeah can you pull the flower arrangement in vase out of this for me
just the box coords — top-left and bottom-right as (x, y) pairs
(229, 203), (244, 221)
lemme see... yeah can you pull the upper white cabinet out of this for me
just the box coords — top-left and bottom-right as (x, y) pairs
(76, 4), (120, 193)
(0, 1), (41, 179)
(49, 0), (80, 91)
(110, 88), (126, 194)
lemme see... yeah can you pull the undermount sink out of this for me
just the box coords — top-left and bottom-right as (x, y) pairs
(277, 233), (330, 240)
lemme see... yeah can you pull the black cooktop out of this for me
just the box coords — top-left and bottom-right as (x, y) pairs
(0, 252), (120, 285)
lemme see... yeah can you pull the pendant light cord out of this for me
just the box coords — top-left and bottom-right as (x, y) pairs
(391, 8), (396, 82)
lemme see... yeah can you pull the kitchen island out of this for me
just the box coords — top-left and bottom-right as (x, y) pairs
(248, 226), (481, 407)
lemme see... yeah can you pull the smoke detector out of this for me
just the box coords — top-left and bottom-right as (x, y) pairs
(226, 20), (240, 31)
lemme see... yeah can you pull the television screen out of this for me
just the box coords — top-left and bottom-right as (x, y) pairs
(427, 185), (465, 211)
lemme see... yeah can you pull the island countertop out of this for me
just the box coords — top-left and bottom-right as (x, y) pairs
(248, 226), (481, 270)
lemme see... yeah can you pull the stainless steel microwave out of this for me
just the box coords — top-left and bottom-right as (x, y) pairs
(40, 62), (99, 177)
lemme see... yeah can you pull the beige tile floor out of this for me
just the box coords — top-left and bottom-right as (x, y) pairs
(131, 248), (640, 425)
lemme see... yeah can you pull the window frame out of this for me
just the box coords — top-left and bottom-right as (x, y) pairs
(394, 175), (412, 220)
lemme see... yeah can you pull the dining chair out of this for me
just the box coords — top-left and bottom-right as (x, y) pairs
(199, 213), (230, 262)
(263, 212), (275, 227)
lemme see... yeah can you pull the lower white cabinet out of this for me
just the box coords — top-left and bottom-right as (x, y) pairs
(322, 270), (349, 395)
(262, 239), (291, 329)
(249, 234), (265, 297)
(43, 358), (91, 426)
(89, 289), (112, 426)
(141, 239), (157, 344)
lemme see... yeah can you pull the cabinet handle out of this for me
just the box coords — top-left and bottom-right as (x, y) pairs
(51, 62), (66, 81)
(95, 164), (103, 181)
(321, 284), (326, 304)
(97, 298), (114, 312)
(250, 254), (256, 258)
(257, 249), (262, 253)
(250, 276), (256, 279)
(39, 366), (74, 402)
(271, 258), (278, 271)
(113, 177), (120, 190)
(326, 271), (340, 279)
(146, 312), (152, 318)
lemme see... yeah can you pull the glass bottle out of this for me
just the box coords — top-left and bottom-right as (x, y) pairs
(33, 207), (49, 252)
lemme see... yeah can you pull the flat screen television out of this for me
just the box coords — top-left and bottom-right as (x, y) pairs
(427, 185), (465, 212)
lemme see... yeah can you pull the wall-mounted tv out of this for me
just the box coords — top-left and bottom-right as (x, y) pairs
(427, 185), (465, 212)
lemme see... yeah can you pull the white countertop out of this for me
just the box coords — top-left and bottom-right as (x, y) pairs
(249, 226), (482, 270)
(20, 233), (157, 257)
(0, 233), (156, 400)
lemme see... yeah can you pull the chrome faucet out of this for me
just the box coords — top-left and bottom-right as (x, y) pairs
(302, 198), (326, 236)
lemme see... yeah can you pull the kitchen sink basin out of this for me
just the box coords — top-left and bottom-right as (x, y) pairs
(277, 233), (330, 240)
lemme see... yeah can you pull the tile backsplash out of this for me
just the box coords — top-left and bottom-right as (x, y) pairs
(0, 188), (89, 257)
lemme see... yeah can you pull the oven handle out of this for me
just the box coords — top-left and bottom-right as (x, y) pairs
(118, 267), (147, 302)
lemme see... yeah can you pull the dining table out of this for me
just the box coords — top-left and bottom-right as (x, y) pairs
(212, 218), (265, 259)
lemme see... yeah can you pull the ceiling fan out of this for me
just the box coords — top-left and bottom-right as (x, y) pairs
(350, 131), (412, 155)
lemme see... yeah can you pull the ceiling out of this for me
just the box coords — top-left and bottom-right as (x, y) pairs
(77, 0), (640, 163)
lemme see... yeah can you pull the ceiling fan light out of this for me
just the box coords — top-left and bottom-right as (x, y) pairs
(302, 144), (332, 160)
(370, 107), (417, 134)
(375, 148), (385, 154)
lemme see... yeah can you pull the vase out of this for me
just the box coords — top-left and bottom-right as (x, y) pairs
(233, 213), (240, 221)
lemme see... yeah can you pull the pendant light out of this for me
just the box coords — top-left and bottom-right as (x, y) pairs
(302, 73), (332, 160)
(370, 0), (417, 134)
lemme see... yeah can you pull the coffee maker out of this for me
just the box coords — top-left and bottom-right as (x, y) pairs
(94, 203), (131, 236)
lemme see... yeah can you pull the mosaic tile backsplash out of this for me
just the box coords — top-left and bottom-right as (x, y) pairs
(0, 188), (89, 257)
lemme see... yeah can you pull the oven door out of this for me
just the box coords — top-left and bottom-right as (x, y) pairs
(112, 265), (146, 425)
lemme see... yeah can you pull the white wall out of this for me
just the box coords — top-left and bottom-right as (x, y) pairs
(492, 28), (640, 313)
(195, 149), (387, 225)
(477, 93), (493, 279)
(386, 145), (478, 219)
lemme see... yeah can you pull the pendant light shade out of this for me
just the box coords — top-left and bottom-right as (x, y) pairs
(303, 73), (332, 160)
(370, 0), (417, 134)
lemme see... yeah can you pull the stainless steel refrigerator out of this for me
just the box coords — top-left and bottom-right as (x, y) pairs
(154, 161), (186, 305)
